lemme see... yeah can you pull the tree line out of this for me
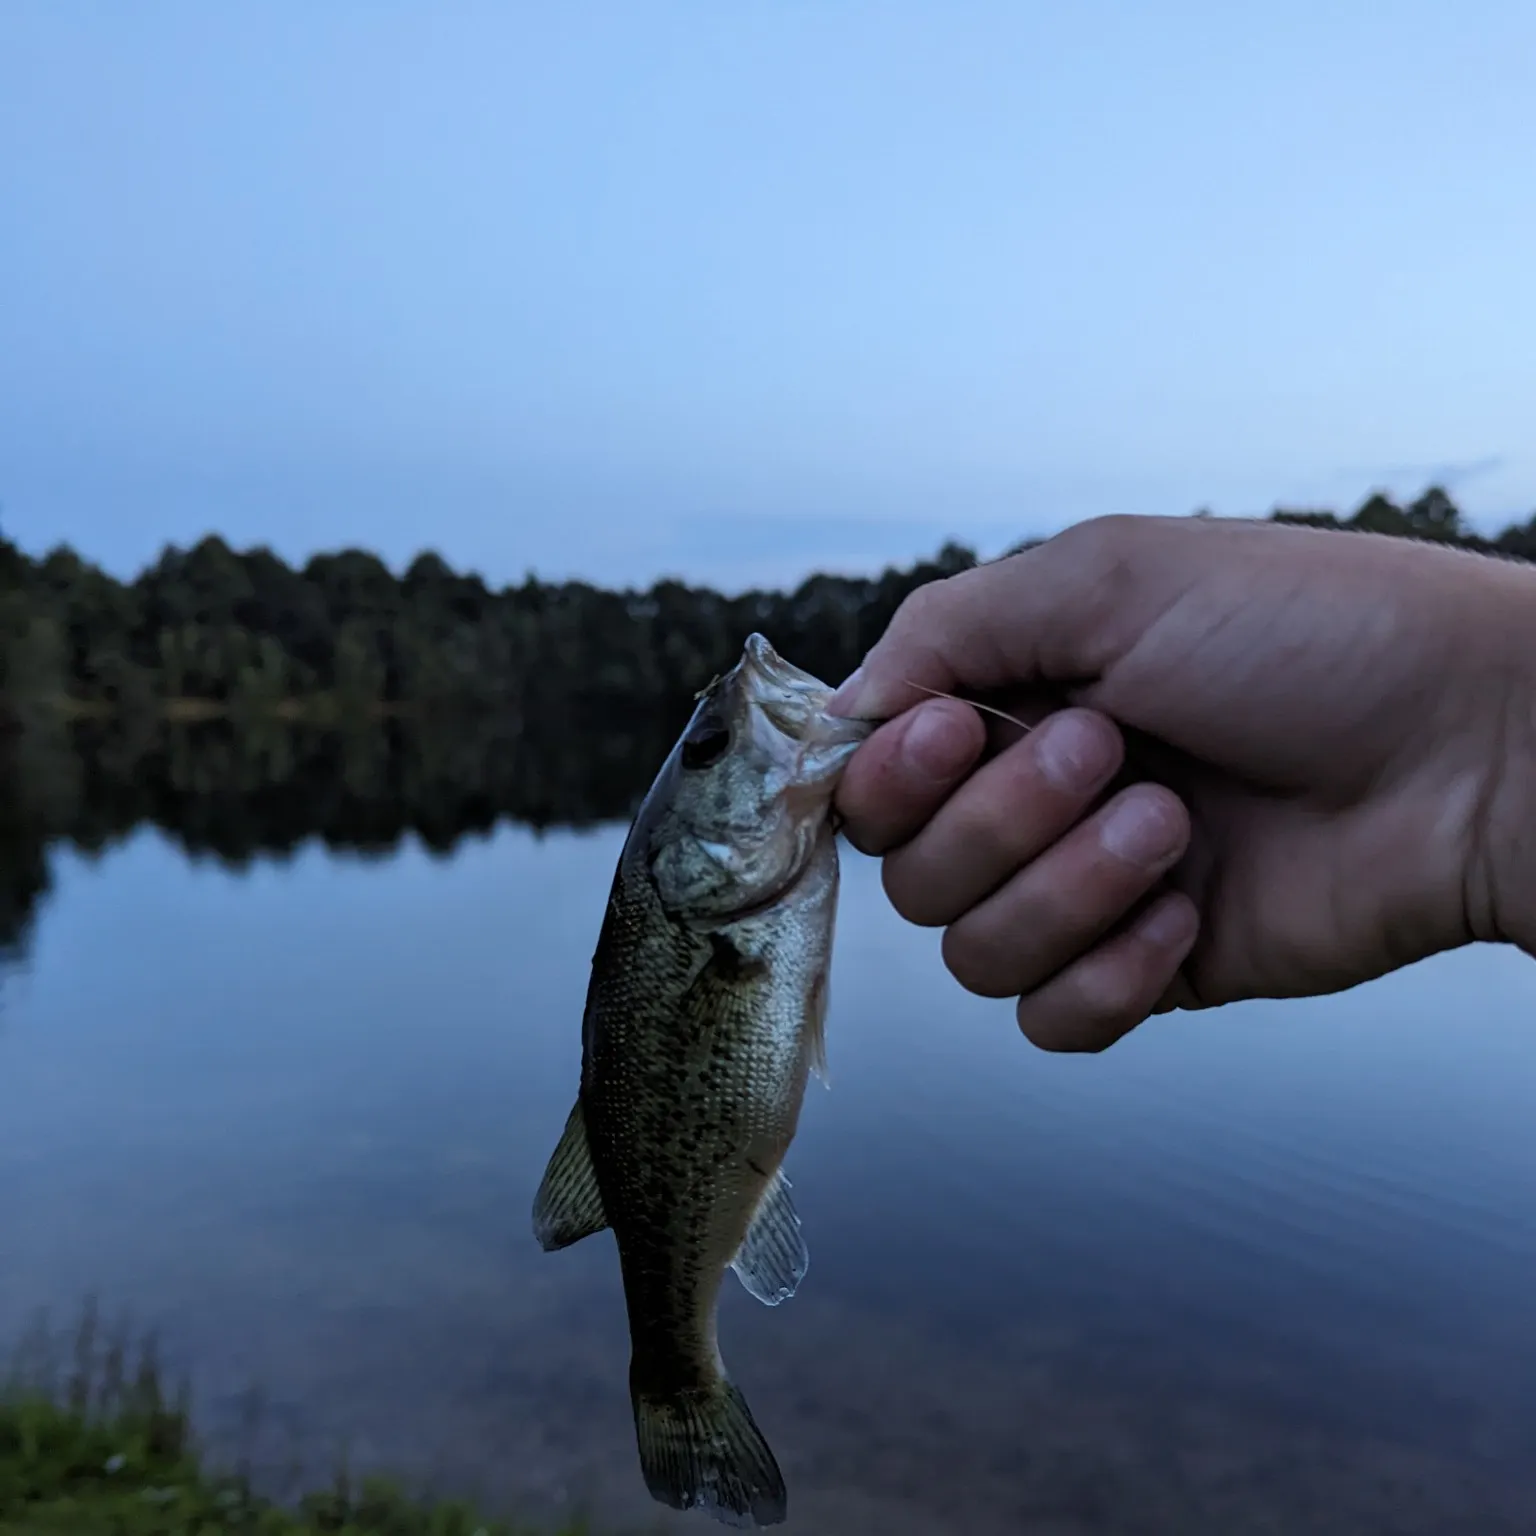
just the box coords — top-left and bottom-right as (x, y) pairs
(0, 520), (976, 734)
(0, 527), (986, 960)
(6, 484), (1533, 735)
(1, 484), (1533, 963)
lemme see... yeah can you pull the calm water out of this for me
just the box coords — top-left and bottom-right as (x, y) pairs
(4, 823), (1536, 1534)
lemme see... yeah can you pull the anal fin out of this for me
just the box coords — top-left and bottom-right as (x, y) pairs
(730, 1168), (808, 1306)
(532, 1099), (608, 1251)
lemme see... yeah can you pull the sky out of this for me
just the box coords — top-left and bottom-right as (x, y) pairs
(1, 2), (1533, 593)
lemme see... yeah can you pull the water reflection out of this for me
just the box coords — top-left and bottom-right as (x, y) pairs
(0, 714), (687, 962)
(5, 728), (1536, 1532)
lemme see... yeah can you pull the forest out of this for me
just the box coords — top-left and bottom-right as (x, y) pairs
(3, 482), (1533, 734)
(1, 485), (1533, 961)
(5, 484), (1531, 735)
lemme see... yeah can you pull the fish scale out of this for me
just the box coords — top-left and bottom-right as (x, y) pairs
(532, 633), (872, 1527)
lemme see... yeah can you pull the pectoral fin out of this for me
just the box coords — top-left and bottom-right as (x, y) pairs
(532, 1099), (609, 1251)
(730, 1168), (808, 1306)
(806, 968), (829, 1084)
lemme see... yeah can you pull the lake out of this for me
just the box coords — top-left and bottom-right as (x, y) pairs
(4, 815), (1536, 1534)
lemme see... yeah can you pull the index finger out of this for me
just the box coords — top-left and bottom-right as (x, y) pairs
(826, 519), (1142, 723)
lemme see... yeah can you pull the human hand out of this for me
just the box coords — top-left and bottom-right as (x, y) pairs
(830, 514), (1536, 1051)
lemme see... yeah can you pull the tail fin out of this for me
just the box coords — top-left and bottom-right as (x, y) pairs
(632, 1376), (787, 1528)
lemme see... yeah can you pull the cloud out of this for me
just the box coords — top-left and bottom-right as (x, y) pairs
(1327, 455), (1509, 492)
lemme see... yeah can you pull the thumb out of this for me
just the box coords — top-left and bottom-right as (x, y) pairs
(828, 519), (1133, 721)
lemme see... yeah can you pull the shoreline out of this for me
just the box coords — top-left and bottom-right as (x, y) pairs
(1, 1313), (598, 1536)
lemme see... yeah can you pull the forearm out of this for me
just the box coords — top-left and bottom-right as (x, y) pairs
(1463, 550), (1536, 955)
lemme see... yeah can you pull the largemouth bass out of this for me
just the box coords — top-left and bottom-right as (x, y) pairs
(532, 632), (872, 1527)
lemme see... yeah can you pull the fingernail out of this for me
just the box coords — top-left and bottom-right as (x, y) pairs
(900, 702), (977, 781)
(1034, 712), (1116, 793)
(826, 665), (865, 717)
(1136, 897), (1198, 950)
(1101, 794), (1183, 865)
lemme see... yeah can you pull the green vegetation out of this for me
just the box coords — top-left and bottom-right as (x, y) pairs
(0, 513), (975, 732)
(1, 1313), (587, 1535)
(0, 484), (1530, 965)
(0, 522), (980, 961)
(2, 485), (1531, 1516)
(1, 485), (1527, 734)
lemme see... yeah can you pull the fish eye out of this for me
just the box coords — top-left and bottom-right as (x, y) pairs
(681, 725), (731, 770)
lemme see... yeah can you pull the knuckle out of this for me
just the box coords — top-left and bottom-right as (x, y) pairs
(1013, 860), (1115, 942)
(887, 577), (948, 637)
(883, 564), (985, 652)
(1052, 512), (1141, 568)
(1029, 522), (1145, 676)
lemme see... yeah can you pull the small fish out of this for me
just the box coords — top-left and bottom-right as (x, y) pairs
(532, 632), (872, 1527)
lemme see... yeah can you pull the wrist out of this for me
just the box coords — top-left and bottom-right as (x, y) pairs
(1465, 554), (1536, 954)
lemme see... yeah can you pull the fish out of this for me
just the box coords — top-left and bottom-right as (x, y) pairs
(531, 632), (873, 1528)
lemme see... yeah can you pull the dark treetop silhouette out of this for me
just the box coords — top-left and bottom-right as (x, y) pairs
(1, 486), (1532, 960)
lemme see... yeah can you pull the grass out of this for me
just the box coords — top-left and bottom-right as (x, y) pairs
(1, 1306), (593, 1536)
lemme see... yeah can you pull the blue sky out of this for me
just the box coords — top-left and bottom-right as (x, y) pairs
(2, 2), (1532, 592)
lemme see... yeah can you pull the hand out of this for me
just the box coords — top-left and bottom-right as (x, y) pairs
(830, 514), (1536, 1051)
